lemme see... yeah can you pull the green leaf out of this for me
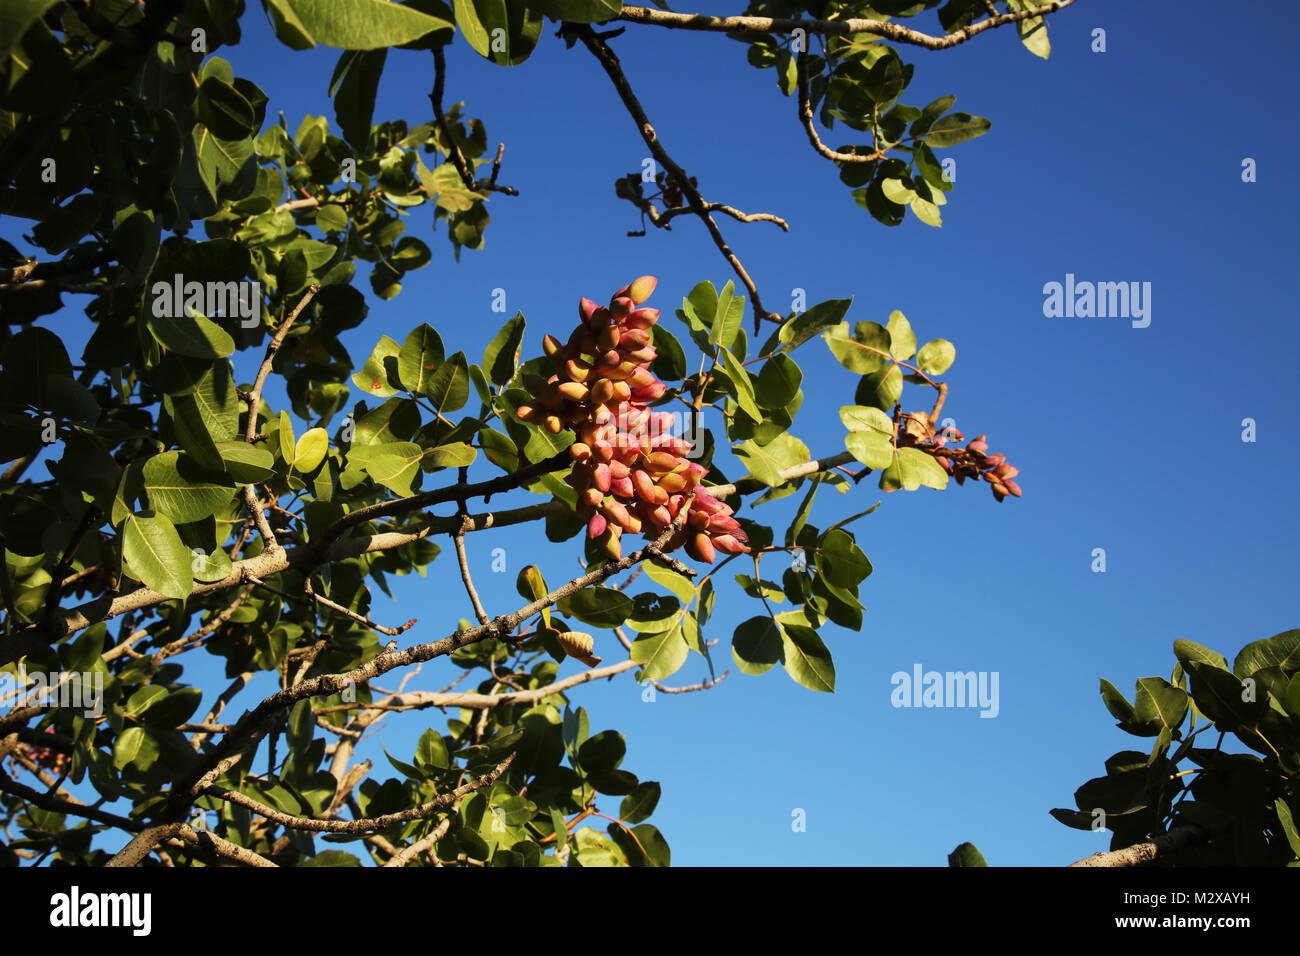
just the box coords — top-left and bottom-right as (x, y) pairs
(191, 547), (233, 583)
(113, 726), (146, 770)
(641, 561), (695, 606)
(709, 281), (744, 349)
(482, 313), (525, 387)
(1134, 677), (1188, 733)
(453, 0), (542, 66)
(823, 320), (891, 374)
(778, 298), (852, 351)
(122, 513), (193, 599)
(348, 441), (424, 495)
(909, 195), (942, 227)
(416, 729), (451, 770)
(717, 346), (761, 422)
(631, 623), (689, 681)
(351, 335), (402, 397)
(480, 427), (518, 471)
(0, 1), (60, 63)
(626, 592), (681, 633)
(948, 842), (988, 867)
(1008, 1), (1051, 59)
(910, 94), (956, 138)
(755, 353), (802, 409)
(1099, 678), (1138, 723)
(925, 112), (992, 148)
(563, 587), (632, 629)
(196, 77), (257, 140)
(515, 565), (551, 628)
(397, 324), (445, 396)
(879, 447), (948, 492)
(733, 433), (810, 488)
(620, 781), (661, 825)
(781, 624), (835, 693)
(855, 364), (904, 411)
(424, 442), (477, 469)
(732, 616), (782, 676)
(1275, 799), (1300, 859)
(294, 428), (329, 473)
(650, 325), (687, 381)
(279, 0), (451, 50)
(1173, 639), (1229, 671)
(577, 730), (625, 772)
(916, 339), (956, 376)
(263, 0), (317, 48)
(139, 688), (203, 728)
(330, 49), (387, 147)
(734, 574), (784, 603)
(529, 0), (621, 25)
(147, 311), (235, 359)
(1232, 629), (1300, 680)
(885, 310), (916, 360)
(841, 405), (895, 468)
(1185, 662), (1266, 731)
(142, 452), (235, 524)
(818, 528), (872, 587)
(424, 351), (470, 414)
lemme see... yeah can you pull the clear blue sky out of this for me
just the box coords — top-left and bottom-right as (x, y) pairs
(21, 2), (1300, 866)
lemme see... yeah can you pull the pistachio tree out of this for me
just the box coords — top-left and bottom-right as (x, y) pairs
(0, 0), (1071, 867)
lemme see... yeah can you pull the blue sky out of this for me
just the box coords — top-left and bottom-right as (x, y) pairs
(15, 2), (1300, 866)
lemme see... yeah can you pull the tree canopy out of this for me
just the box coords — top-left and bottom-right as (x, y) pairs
(0, 0), (1293, 871)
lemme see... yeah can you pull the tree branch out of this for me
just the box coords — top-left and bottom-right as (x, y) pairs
(241, 283), (320, 551)
(615, 2), (1078, 48)
(1067, 826), (1205, 868)
(3, 448), (862, 663)
(430, 47), (519, 196)
(203, 754), (514, 834)
(576, 24), (782, 332)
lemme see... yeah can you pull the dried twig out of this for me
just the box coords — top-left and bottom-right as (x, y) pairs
(576, 25), (782, 333)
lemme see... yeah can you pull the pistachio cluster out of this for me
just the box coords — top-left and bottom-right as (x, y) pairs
(928, 430), (1022, 501)
(516, 277), (747, 563)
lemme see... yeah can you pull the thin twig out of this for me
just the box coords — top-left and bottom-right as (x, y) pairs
(204, 754), (514, 833)
(576, 25), (782, 333)
(242, 284), (321, 550)
(430, 47), (519, 196)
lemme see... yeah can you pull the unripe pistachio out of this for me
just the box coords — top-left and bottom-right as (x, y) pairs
(686, 532), (716, 564)
(565, 358), (592, 383)
(557, 381), (589, 402)
(712, 534), (745, 555)
(626, 275), (657, 305)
